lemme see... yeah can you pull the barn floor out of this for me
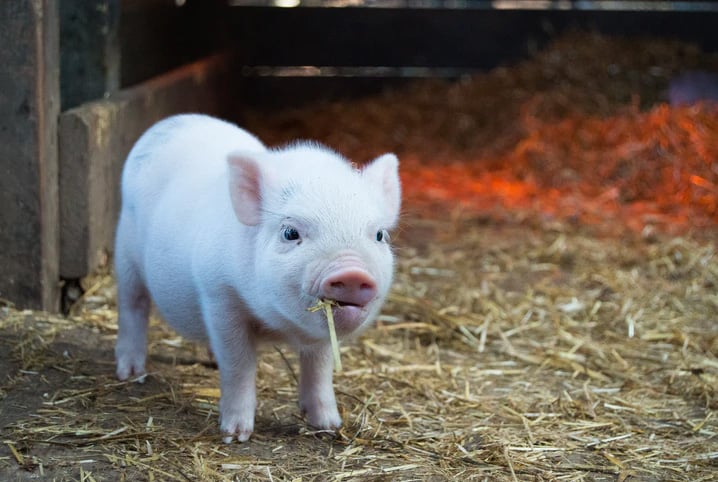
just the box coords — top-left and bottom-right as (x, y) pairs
(1, 217), (717, 481)
(2, 32), (718, 481)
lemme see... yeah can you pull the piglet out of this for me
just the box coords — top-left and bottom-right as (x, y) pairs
(114, 114), (401, 442)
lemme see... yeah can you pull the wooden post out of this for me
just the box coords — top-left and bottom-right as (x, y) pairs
(0, 1), (61, 311)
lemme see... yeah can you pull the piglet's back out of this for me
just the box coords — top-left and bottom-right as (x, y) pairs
(120, 114), (266, 211)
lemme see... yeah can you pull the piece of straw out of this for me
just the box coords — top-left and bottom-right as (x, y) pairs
(308, 299), (343, 372)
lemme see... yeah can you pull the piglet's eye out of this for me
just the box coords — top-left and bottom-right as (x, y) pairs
(282, 226), (300, 242)
(376, 229), (390, 243)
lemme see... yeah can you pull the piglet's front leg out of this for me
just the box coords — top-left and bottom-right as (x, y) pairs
(203, 300), (258, 443)
(299, 344), (342, 430)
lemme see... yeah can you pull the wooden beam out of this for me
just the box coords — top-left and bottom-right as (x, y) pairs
(0, 1), (61, 311)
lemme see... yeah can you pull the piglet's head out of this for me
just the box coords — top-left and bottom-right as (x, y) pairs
(227, 144), (401, 342)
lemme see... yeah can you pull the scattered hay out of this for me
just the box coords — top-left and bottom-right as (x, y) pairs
(1, 221), (717, 480)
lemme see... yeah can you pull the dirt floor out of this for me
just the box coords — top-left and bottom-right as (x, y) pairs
(2, 33), (718, 481)
(1, 219), (717, 481)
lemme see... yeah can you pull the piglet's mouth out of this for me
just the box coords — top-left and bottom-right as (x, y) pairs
(331, 299), (363, 308)
(314, 296), (373, 310)
(331, 303), (368, 334)
(311, 298), (370, 335)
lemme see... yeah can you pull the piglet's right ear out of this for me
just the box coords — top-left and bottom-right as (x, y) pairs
(227, 152), (263, 226)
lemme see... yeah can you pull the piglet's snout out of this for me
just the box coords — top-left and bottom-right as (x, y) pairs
(320, 268), (377, 307)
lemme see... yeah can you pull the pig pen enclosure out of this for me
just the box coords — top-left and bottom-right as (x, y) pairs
(2, 2), (718, 481)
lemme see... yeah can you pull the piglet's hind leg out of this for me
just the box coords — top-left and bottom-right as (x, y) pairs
(114, 218), (150, 381)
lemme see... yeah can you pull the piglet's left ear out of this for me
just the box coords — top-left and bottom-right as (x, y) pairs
(362, 153), (401, 228)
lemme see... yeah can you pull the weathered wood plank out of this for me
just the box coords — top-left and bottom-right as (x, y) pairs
(0, 1), (61, 310)
(59, 54), (234, 279)
(60, 0), (120, 110)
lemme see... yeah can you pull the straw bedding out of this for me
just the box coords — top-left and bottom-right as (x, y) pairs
(1, 32), (717, 481)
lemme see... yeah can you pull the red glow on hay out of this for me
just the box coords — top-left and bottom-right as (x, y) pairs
(402, 103), (718, 233)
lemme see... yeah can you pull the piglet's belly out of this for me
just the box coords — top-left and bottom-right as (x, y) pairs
(161, 304), (207, 341)
(144, 262), (208, 341)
